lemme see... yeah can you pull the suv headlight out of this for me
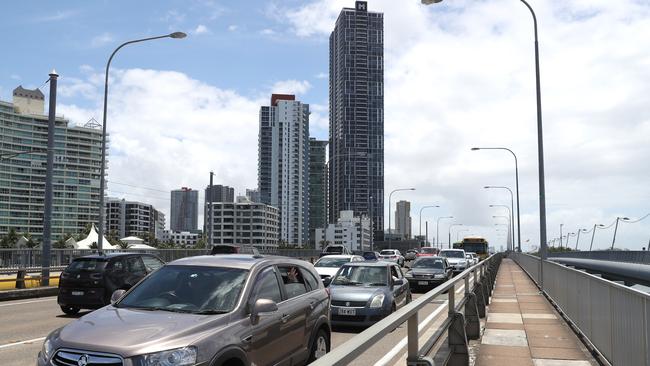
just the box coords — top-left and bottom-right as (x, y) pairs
(404, 271), (413, 278)
(41, 338), (54, 361)
(369, 293), (385, 308)
(434, 273), (446, 279)
(459, 260), (467, 265)
(137, 347), (197, 366)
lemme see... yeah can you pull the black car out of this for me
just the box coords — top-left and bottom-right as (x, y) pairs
(403, 256), (453, 291)
(362, 251), (381, 261)
(210, 244), (260, 255)
(405, 249), (419, 261)
(57, 253), (164, 315)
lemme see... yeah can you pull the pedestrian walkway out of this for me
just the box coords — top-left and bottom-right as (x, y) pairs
(476, 258), (597, 366)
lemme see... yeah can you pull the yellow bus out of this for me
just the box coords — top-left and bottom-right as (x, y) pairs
(453, 236), (489, 260)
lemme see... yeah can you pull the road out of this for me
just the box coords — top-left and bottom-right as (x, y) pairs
(0, 283), (468, 366)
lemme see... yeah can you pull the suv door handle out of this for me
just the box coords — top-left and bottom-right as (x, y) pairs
(309, 301), (316, 310)
(281, 314), (290, 323)
(241, 335), (252, 343)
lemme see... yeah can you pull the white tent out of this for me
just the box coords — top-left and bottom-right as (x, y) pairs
(120, 236), (144, 245)
(127, 243), (157, 250)
(73, 224), (118, 250)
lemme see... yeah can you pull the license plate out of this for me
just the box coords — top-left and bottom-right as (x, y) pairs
(338, 307), (356, 316)
(418, 281), (429, 286)
(71, 291), (84, 296)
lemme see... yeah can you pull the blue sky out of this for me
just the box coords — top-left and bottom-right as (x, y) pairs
(0, 0), (331, 138)
(1, 0), (649, 249)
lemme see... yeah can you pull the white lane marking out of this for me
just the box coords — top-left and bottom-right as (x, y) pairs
(0, 337), (46, 349)
(375, 300), (448, 366)
(0, 297), (56, 307)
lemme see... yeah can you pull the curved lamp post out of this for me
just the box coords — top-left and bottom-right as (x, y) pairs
(97, 32), (187, 251)
(436, 216), (453, 249)
(448, 223), (463, 249)
(589, 224), (605, 251)
(490, 204), (512, 251)
(611, 216), (630, 250)
(419, 205), (440, 238)
(485, 186), (516, 249)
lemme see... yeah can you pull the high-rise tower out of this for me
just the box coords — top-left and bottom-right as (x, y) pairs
(329, 1), (384, 240)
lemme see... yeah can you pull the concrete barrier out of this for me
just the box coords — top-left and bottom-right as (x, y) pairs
(0, 286), (58, 301)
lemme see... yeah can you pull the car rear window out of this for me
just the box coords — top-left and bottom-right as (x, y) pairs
(325, 246), (344, 253)
(421, 247), (436, 254)
(66, 258), (107, 272)
(362, 252), (377, 260)
(380, 250), (396, 255)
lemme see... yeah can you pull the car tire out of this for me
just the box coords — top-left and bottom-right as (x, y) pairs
(308, 329), (330, 362)
(60, 305), (80, 315)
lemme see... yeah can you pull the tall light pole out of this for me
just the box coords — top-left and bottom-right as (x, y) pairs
(611, 216), (630, 250)
(425, 0), (548, 288)
(490, 204), (512, 251)
(448, 223), (463, 249)
(42, 70), (58, 286)
(575, 228), (586, 250)
(472, 147), (521, 252)
(388, 187), (415, 237)
(436, 216), (453, 249)
(419, 205), (439, 239)
(485, 186), (516, 250)
(97, 32), (187, 251)
(589, 224), (605, 251)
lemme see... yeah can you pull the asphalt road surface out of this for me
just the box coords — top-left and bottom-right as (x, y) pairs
(0, 283), (468, 366)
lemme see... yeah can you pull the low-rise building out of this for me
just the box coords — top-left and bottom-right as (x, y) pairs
(314, 210), (371, 252)
(106, 198), (165, 241)
(205, 196), (279, 251)
(162, 230), (200, 247)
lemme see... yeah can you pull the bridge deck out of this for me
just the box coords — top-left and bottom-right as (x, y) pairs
(475, 258), (597, 366)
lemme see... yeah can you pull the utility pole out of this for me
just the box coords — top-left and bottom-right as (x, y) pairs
(425, 221), (428, 247)
(42, 70), (58, 286)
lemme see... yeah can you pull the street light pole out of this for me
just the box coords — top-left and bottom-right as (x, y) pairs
(97, 32), (187, 251)
(559, 224), (563, 249)
(485, 186), (516, 251)
(611, 216), (630, 250)
(436, 216), (453, 249)
(41, 70), (58, 286)
(472, 147), (522, 252)
(419, 205), (439, 239)
(490, 204), (512, 251)
(590, 224), (605, 251)
(448, 223), (463, 249)
(575, 229), (585, 250)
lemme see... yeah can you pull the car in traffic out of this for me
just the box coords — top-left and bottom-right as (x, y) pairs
(210, 244), (260, 255)
(362, 251), (382, 261)
(57, 253), (165, 315)
(465, 252), (479, 266)
(319, 244), (352, 257)
(313, 254), (365, 280)
(404, 248), (419, 261)
(327, 261), (411, 327)
(438, 249), (468, 273)
(379, 249), (405, 266)
(404, 256), (453, 291)
(39, 255), (332, 366)
(417, 247), (439, 257)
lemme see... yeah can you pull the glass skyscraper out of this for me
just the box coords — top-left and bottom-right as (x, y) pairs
(309, 138), (328, 247)
(0, 86), (104, 241)
(329, 1), (384, 241)
(170, 187), (198, 232)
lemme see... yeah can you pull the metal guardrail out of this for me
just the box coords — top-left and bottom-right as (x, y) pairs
(510, 252), (650, 366)
(311, 253), (503, 366)
(0, 248), (323, 270)
(550, 250), (650, 265)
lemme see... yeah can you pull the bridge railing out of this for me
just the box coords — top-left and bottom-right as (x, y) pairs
(311, 253), (503, 366)
(510, 252), (650, 366)
(549, 250), (650, 264)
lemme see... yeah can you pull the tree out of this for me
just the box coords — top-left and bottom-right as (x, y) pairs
(116, 240), (129, 249)
(54, 233), (73, 249)
(22, 232), (39, 248)
(75, 223), (93, 241)
(0, 228), (19, 248)
(89, 242), (98, 250)
(195, 237), (207, 249)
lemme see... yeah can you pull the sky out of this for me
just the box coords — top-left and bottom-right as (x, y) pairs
(1, 0), (648, 251)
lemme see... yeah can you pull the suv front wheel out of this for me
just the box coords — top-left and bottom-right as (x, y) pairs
(60, 305), (80, 315)
(308, 329), (330, 362)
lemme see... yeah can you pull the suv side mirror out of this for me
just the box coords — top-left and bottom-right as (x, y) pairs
(251, 298), (278, 325)
(110, 289), (126, 304)
(323, 277), (332, 287)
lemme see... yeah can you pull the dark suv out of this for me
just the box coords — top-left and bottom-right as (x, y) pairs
(57, 253), (164, 315)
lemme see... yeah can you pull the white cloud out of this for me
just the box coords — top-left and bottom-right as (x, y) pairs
(58, 69), (266, 228)
(193, 24), (210, 35)
(315, 72), (327, 79)
(275, 0), (650, 250)
(260, 28), (276, 36)
(90, 33), (114, 48)
(271, 79), (312, 96)
(228, 25), (238, 32)
(10, 74), (20, 80)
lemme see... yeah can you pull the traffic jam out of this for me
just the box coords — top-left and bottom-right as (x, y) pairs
(39, 244), (482, 366)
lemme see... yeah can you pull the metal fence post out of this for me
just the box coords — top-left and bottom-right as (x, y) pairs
(465, 274), (480, 339)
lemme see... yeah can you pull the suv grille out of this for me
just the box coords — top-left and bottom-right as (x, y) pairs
(53, 349), (123, 366)
(331, 300), (367, 307)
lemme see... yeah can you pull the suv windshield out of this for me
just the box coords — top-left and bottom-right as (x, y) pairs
(412, 258), (444, 269)
(66, 258), (107, 272)
(315, 257), (350, 267)
(332, 266), (388, 286)
(439, 251), (464, 258)
(117, 265), (248, 314)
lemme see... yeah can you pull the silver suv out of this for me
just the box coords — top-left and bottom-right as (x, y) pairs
(38, 255), (331, 366)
